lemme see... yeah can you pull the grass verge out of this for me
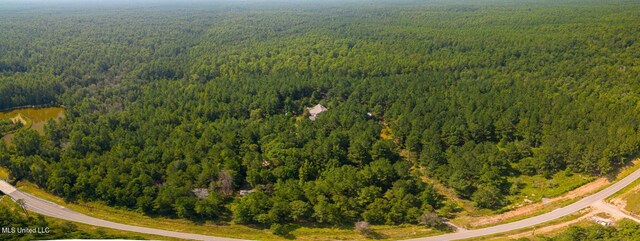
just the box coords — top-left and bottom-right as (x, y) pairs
(452, 159), (640, 229)
(0, 196), (175, 240)
(465, 209), (589, 241)
(13, 180), (442, 241)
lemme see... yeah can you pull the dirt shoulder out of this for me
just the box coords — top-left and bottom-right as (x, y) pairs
(455, 160), (640, 229)
(504, 208), (594, 240)
(470, 178), (609, 228)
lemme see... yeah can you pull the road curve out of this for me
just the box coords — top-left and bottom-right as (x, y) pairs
(2, 166), (640, 241)
(404, 166), (640, 241)
(0, 180), (248, 241)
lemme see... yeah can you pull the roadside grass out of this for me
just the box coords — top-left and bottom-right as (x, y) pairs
(622, 188), (640, 215)
(452, 173), (594, 227)
(288, 224), (444, 241)
(67, 222), (179, 241)
(16, 180), (276, 241)
(459, 197), (581, 230)
(607, 175), (640, 216)
(605, 159), (640, 218)
(484, 218), (639, 241)
(481, 220), (594, 241)
(14, 180), (443, 241)
(371, 225), (445, 240)
(608, 178), (640, 201)
(0, 194), (20, 211)
(464, 210), (588, 241)
(452, 159), (640, 229)
(0, 195), (172, 240)
(426, 168), (596, 220)
(606, 159), (640, 199)
(507, 172), (594, 204)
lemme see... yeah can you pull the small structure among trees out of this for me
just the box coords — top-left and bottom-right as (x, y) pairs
(590, 216), (613, 226)
(192, 188), (210, 199)
(307, 104), (327, 121)
(239, 189), (255, 195)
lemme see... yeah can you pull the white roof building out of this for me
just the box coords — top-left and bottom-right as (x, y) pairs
(590, 216), (613, 226)
(240, 189), (255, 195)
(307, 104), (328, 121)
(192, 188), (210, 199)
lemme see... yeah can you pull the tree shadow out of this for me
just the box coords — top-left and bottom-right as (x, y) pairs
(604, 153), (640, 182)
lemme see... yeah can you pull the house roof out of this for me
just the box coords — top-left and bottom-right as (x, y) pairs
(308, 104), (327, 116)
(192, 188), (210, 199)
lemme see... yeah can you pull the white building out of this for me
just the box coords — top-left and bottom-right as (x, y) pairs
(239, 189), (255, 195)
(307, 104), (328, 121)
(192, 188), (210, 199)
(590, 216), (613, 226)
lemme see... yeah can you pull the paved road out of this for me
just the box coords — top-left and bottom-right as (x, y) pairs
(2, 166), (640, 241)
(0, 180), (247, 241)
(405, 166), (640, 241)
(592, 200), (640, 223)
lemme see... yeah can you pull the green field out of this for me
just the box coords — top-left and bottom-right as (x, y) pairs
(0, 107), (64, 145)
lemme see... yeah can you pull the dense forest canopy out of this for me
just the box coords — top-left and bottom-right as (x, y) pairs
(1, 0), (640, 228)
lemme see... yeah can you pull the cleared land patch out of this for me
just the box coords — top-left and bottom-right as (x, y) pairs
(0, 107), (64, 145)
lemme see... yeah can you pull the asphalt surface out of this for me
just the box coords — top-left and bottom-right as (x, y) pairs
(592, 200), (640, 223)
(0, 180), (247, 241)
(405, 166), (640, 241)
(2, 166), (640, 241)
